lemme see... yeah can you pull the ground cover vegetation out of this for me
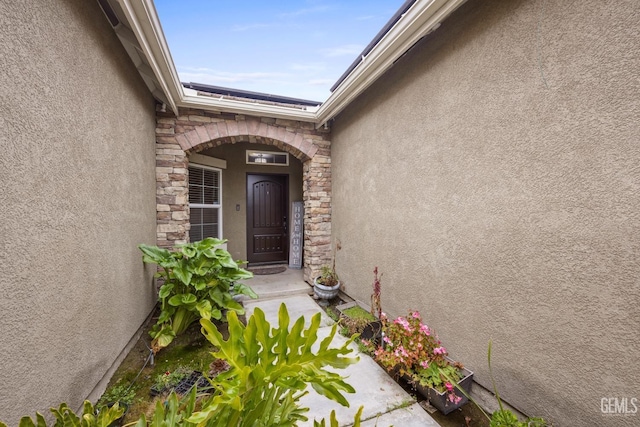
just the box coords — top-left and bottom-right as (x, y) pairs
(2, 305), (365, 427)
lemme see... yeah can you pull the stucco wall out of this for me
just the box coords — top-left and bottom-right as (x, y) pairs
(198, 142), (304, 262)
(0, 0), (157, 423)
(330, 1), (640, 425)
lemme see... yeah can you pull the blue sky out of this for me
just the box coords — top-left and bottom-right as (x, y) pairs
(154, 1), (405, 102)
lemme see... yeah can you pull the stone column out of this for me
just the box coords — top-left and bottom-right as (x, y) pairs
(155, 132), (189, 249)
(303, 154), (332, 282)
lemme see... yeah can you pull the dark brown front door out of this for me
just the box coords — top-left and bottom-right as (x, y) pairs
(246, 174), (288, 264)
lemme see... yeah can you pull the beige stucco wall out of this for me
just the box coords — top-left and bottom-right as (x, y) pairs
(198, 142), (303, 262)
(0, 0), (157, 423)
(330, 1), (639, 425)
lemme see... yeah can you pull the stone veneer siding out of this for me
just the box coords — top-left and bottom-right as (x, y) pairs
(155, 107), (332, 282)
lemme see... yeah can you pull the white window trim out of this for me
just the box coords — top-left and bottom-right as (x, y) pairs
(188, 164), (223, 240)
(246, 150), (289, 166)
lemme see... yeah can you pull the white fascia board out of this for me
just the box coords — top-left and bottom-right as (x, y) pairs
(116, 0), (183, 115)
(113, 0), (319, 122)
(113, 0), (464, 125)
(315, 0), (466, 126)
(179, 91), (318, 122)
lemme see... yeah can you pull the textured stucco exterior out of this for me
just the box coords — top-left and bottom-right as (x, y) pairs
(197, 142), (303, 262)
(0, 0), (157, 423)
(330, 1), (640, 425)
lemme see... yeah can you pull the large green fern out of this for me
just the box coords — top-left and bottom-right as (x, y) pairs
(188, 304), (360, 426)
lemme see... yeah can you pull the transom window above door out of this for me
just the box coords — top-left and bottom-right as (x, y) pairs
(246, 150), (289, 166)
(188, 165), (222, 241)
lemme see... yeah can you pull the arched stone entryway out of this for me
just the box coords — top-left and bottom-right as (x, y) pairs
(155, 108), (331, 282)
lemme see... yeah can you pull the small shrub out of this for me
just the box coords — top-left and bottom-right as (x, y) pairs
(151, 366), (192, 394)
(97, 383), (136, 406)
(138, 238), (257, 353)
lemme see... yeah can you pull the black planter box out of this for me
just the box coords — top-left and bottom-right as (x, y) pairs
(150, 371), (211, 397)
(412, 363), (474, 415)
(174, 371), (210, 395)
(336, 301), (382, 345)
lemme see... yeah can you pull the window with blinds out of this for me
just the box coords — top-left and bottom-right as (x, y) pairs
(188, 165), (221, 242)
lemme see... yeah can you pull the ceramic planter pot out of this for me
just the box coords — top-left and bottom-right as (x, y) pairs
(313, 276), (340, 304)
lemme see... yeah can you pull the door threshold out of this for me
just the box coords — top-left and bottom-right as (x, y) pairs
(248, 262), (289, 267)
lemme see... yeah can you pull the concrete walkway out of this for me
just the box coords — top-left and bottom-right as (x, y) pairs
(243, 268), (440, 427)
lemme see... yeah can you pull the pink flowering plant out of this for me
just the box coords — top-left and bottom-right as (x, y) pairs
(374, 310), (463, 405)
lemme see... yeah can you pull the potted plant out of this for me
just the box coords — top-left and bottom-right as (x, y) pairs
(336, 267), (384, 344)
(374, 310), (473, 414)
(336, 300), (382, 343)
(150, 366), (192, 396)
(313, 265), (340, 305)
(96, 384), (136, 426)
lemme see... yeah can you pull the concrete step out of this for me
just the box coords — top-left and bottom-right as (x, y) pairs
(240, 267), (312, 301)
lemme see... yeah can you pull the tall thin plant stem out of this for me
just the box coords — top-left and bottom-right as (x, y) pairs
(371, 267), (382, 319)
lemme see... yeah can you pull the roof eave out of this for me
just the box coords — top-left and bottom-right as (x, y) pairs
(107, 0), (466, 125)
(315, 0), (467, 126)
(180, 89), (318, 122)
(115, 0), (182, 115)
(114, 0), (320, 121)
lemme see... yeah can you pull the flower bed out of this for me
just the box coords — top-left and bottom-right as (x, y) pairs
(372, 310), (472, 414)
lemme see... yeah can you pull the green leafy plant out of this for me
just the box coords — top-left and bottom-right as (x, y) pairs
(4, 306), (366, 427)
(186, 304), (360, 426)
(316, 265), (339, 287)
(98, 383), (137, 407)
(151, 366), (192, 394)
(1, 401), (125, 427)
(313, 406), (363, 427)
(339, 305), (378, 339)
(133, 387), (198, 427)
(373, 310), (463, 405)
(136, 390), (368, 427)
(138, 238), (257, 352)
